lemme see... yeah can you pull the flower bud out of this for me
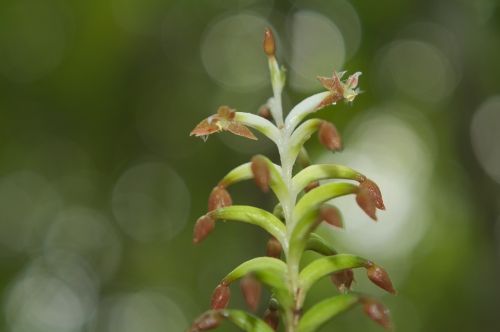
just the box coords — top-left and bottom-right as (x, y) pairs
(304, 181), (320, 193)
(330, 269), (354, 292)
(263, 309), (279, 330)
(211, 283), (231, 309)
(251, 156), (270, 192)
(360, 179), (385, 210)
(266, 237), (282, 258)
(240, 275), (262, 312)
(320, 205), (343, 228)
(263, 28), (276, 57)
(366, 262), (396, 294)
(356, 186), (377, 220)
(272, 203), (284, 220)
(208, 185), (232, 211)
(193, 215), (215, 244)
(318, 121), (342, 151)
(190, 311), (222, 331)
(362, 298), (392, 330)
(258, 105), (272, 120)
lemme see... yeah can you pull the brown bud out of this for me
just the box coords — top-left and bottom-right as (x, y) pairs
(263, 309), (279, 330)
(251, 156), (270, 192)
(258, 105), (272, 120)
(211, 283), (231, 309)
(208, 185), (232, 211)
(330, 269), (354, 292)
(263, 28), (276, 57)
(320, 205), (343, 228)
(240, 275), (262, 312)
(190, 311), (222, 331)
(366, 262), (396, 294)
(304, 181), (320, 193)
(356, 186), (377, 220)
(193, 215), (215, 244)
(360, 179), (385, 210)
(362, 298), (392, 330)
(266, 237), (282, 258)
(318, 121), (342, 151)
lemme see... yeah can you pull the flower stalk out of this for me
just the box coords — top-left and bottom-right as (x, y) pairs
(189, 28), (394, 332)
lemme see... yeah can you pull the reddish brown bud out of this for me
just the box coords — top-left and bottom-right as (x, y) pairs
(190, 311), (222, 331)
(320, 205), (343, 228)
(366, 262), (396, 294)
(211, 284), (230, 309)
(251, 156), (270, 192)
(193, 215), (215, 244)
(263, 28), (276, 57)
(304, 181), (320, 193)
(356, 186), (377, 220)
(362, 298), (392, 330)
(330, 269), (354, 292)
(266, 237), (282, 258)
(360, 179), (385, 210)
(208, 185), (232, 211)
(263, 309), (279, 330)
(240, 275), (262, 312)
(318, 121), (342, 151)
(258, 105), (272, 120)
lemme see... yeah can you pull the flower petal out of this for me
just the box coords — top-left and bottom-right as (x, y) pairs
(227, 123), (258, 140)
(190, 119), (221, 137)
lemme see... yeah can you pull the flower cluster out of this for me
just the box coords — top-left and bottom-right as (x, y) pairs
(189, 28), (395, 332)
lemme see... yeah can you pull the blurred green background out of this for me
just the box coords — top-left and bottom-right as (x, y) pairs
(0, 0), (499, 331)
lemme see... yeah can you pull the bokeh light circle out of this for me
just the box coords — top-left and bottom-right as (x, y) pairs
(376, 40), (458, 102)
(318, 109), (433, 259)
(201, 13), (270, 91)
(288, 10), (346, 92)
(470, 96), (500, 184)
(111, 162), (190, 242)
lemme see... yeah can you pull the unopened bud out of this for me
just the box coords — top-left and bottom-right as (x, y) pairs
(266, 237), (282, 258)
(240, 275), (262, 312)
(211, 283), (231, 309)
(263, 28), (276, 57)
(190, 311), (222, 331)
(272, 203), (284, 220)
(330, 269), (354, 292)
(320, 205), (343, 228)
(360, 179), (385, 210)
(362, 298), (392, 330)
(208, 185), (232, 211)
(251, 156), (270, 192)
(304, 181), (320, 192)
(258, 105), (272, 120)
(263, 309), (279, 330)
(366, 262), (396, 294)
(193, 215), (215, 244)
(356, 186), (377, 221)
(318, 121), (342, 151)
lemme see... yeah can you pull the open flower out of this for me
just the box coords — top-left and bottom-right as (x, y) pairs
(317, 71), (362, 109)
(190, 106), (257, 141)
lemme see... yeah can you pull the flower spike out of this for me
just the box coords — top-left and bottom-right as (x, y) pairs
(190, 106), (257, 141)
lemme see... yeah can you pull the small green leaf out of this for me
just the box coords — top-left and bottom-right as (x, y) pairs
(292, 164), (365, 194)
(285, 91), (330, 132)
(208, 206), (286, 247)
(220, 309), (276, 332)
(289, 119), (323, 163)
(293, 182), (358, 226)
(190, 309), (274, 332)
(222, 257), (291, 307)
(298, 294), (360, 332)
(299, 254), (368, 299)
(306, 233), (338, 256)
(234, 112), (280, 144)
(218, 159), (287, 205)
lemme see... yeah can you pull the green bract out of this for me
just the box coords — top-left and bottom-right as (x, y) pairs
(189, 28), (393, 332)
